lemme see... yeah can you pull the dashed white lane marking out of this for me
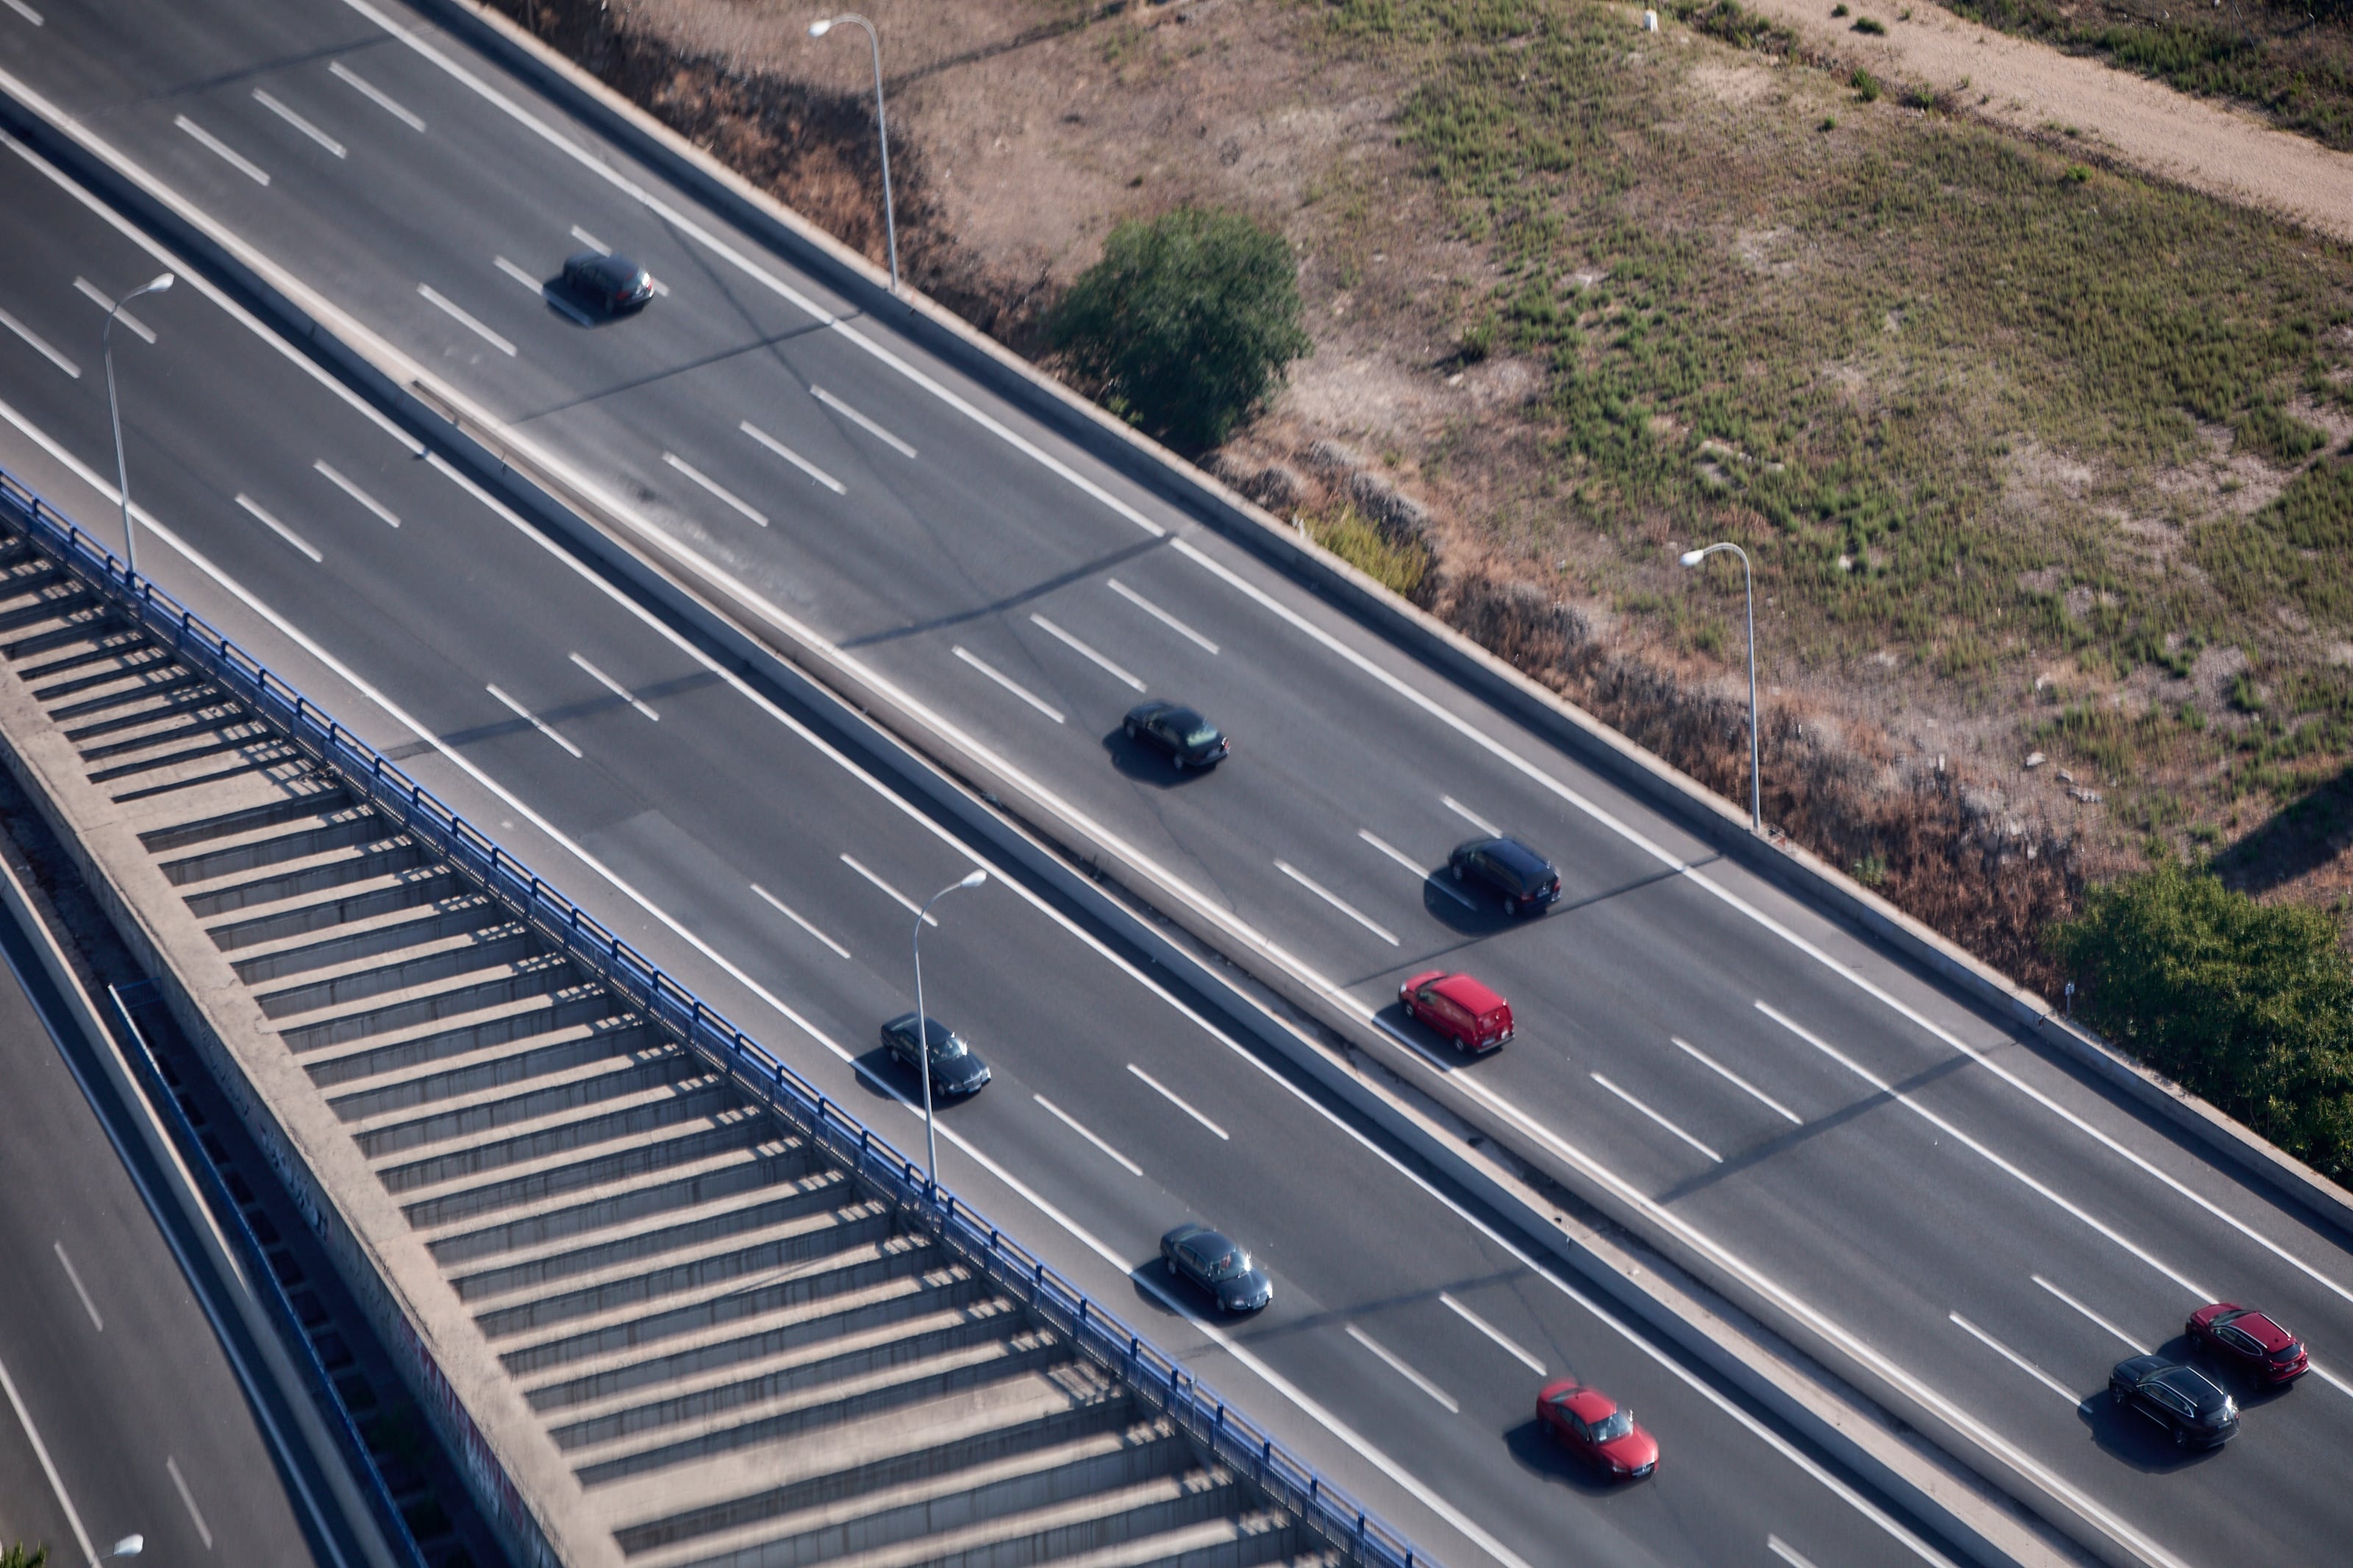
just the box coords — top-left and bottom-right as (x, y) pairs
(569, 224), (607, 252)
(1768, 1537), (1819, 1568)
(1671, 1036), (1802, 1126)
(251, 89), (345, 157)
(53, 1242), (101, 1331)
(1274, 859), (1397, 946)
(73, 279), (154, 342)
(1126, 1062), (1227, 1141)
(1356, 828), (1474, 909)
(749, 882), (850, 959)
(838, 853), (936, 925)
(567, 651), (658, 721)
(173, 115), (270, 184)
(1590, 1072), (1723, 1164)
(485, 683), (582, 758)
(951, 646), (1065, 723)
(233, 493), (323, 562)
(661, 451), (767, 526)
(313, 460), (399, 527)
(812, 384), (917, 457)
(166, 1455), (213, 1550)
(0, 307), (78, 378)
(493, 255), (543, 293)
(1442, 795), (1499, 837)
(2032, 1274), (2148, 1354)
(1107, 578), (1218, 654)
(417, 284), (515, 355)
(1951, 1311), (2085, 1408)
(329, 61), (424, 130)
(1029, 614), (1143, 690)
(1346, 1324), (1460, 1414)
(1033, 1095), (1142, 1176)
(0, 1351), (97, 1565)
(1, 0), (42, 26)
(1440, 1292), (1546, 1375)
(740, 421), (845, 495)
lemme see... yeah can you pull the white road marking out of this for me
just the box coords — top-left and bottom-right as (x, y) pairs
(0, 1351), (97, 1566)
(173, 115), (270, 184)
(1768, 1538), (1818, 1568)
(1107, 578), (1218, 653)
(663, 451), (767, 526)
(0, 307), (78, 378)
(1029, 615), (1143, 690)
(567, 651), (658, 720)
(72, 279), (154, 342)
(740, 421), (845, 494)
(1672, 1036), (1802, 1125)
(1126, 1062), (1227, 1140)
(1346, 1324), (1460, 1414)
(1274, 859), (1397, 946)
(1, 0), (41, 25)
(952, 646), (1065, 723)
(485, 683), (582, 758)
(2031, 1275), (2148, 1353)
(1442, 795), (1500, 836)
(251, 89), (345, 157)
(313, 460), (399, 526)
(1591, 1072), (1723, 1164)
(1357, 828), (1474, 907)
(53, 1242), (101, 1331)
(812, 384), (916, 457)
(493, 254), (543, 293)
(166, 1455), (213, 1550)
(1033, 1095), (1142, 1175)
(838, 853), (936, 924)
(417, 283), (515, 355)
(569, 224), (607, 252)
(329, 60), (424, 130)
(1952, 1311), (2085, 1408)
(749, 882), (849, 959)
(2310, 1362), (2353, 1399)
(1440, 1292), (1545, 1375)
(234, 493), (323, 562)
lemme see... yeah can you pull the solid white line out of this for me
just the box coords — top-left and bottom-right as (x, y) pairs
(1672, 1036), (1802, 1125)
(1108, 578), (1218, 653)
(1034, 1094), (1143, 1175)
(1, 0), (41, 25)
(1357, 828), (1474, 908)
(811, 384), (917, 457)
(2032, 1275), (2148, 1353)
(329, 60), (424, 130)
(952, 646), (1065, 723)
(251, 89), (345, 157)
(1768, 1537), (1819, 1568)
(1952, 1311), (2085, 1407)
(173, 115), (270, 184)
(0, 1352), (96, 1566)
(486, 683), (582, 758)
(0, 307), (78, 378)
(313, 460), (399, 526)
(838, 853), (936, 924)
(1591, 1072), (1723, 1163)
(417, 284), (515, 355)
(233, 493), (324, 562)
(567, 651), (659, 721)
(1275, 860), (1397, 945)
(740, 421), (845, 494)
(1346, 1324), (1460, 1414)
(1443, 795), (1500, 836)
(1029, 615), (1143, 690)
(749, 882), (850, 959)
(72, 279), (153, 342)
(1126, 1062), (1228, 1140)
(53, 1242), (101, 1331)
(1440, 1292), (1546, 1375)
(663, 451), (768, 525)
(2310, 1362), (2353, 1399)
(166, 1455), (214, 1550)
(493, 254), (543, 293)
(569, 224), (607, 252)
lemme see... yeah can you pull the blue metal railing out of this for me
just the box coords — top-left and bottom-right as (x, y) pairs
(0, 465), (1432, 1568)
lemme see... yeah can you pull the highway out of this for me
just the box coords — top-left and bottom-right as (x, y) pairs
(1, 1), (2351, 1566)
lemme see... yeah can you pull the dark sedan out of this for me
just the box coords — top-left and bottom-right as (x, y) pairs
(879, 1013), (992, 1098)
(1159, 1222), (1272, 1312)
(1447, 835), (1561, 916)
(1124, 699), (1230, 769)
(2110, 1354), (2238, 1448)
(560, 249), (656, 315)
(2187, 1302), (2310, 1386)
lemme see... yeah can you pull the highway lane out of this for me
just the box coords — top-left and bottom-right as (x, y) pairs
(0, 128), (1966, 1568)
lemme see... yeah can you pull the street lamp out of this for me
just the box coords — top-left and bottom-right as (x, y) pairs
(102, 272), (173, 583)
(1679, 541), (1760, 834)
(104, 1536), (144, 1560)
(808, 14), (899, 295)
(910, 868), (987, 1193)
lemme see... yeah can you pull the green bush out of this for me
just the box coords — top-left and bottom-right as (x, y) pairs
(1852, 15), (1888, 33)
(1851, 68), (1882, 101)
(1, 1545), (46, 1568)
(2049, 864), (2353, 1181)
(1049, 207), (1312, 453)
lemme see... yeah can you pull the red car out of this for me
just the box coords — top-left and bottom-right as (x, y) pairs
(2187, 1302), (2309, 1385)
(1398, 970), (1513, 1054)
(1537, 1378), (1657, 1478)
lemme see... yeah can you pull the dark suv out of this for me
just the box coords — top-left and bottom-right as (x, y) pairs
(1124, 699), (1229, 770)
(1447, 836), (1561, 916)
(560, 250), (655, 316)
(2110, 1354), (2238, 1448)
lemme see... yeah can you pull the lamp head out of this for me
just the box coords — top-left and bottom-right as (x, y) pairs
(147, 273), (174, 293)
(107, 1538), (143, 1560)
(957, 869), (988, 889)
(807, 17), (833, 35)
(1679, 548), (1706, 567)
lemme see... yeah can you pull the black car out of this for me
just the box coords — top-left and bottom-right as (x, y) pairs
(1124, 699), (1230, 770)
(879, 1013), (992, 1098)
(1160, 1222), (1273, 1313)
(1447, 835), (1562, 916)
(2110, 1354), (2238, 1448)
(560, 250), (655, 315)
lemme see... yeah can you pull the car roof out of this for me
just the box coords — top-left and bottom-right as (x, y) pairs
(1540, 1381), (1620, 1421)
(1487, 837), (1554, 876)
(2115, 1353), (2171, 1382)
(2152, 1365), (2227, 1408)
(2216, 1308), (2297, 1350)
(882, 1012), (957, 1045)
(1432, 973), (1508, 1013)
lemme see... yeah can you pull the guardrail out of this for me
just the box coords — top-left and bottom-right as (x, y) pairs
(0, 462), (1434, 1568)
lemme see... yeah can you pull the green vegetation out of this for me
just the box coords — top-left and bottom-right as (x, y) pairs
(1305, 503), (1433, 598)
(1050, 206), (1311, 452)
(1, 1547), (46, 1568)
(2049, 864), (2353, 1181)
(1851, 15), (1885, 35)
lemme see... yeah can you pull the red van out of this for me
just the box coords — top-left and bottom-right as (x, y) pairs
(1398, 970), (1513, 1053)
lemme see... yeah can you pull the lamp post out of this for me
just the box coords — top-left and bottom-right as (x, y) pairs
(911, 868), (987, 1193)
(102, 272), (174, 583)
(808, 14), (899, 295)
(1679, 541), (1760, 834)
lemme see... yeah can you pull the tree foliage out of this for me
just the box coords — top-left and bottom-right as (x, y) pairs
(1049, 207), (1310, 453)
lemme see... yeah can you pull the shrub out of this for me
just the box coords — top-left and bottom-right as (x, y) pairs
(1853, 15), (1888, 32)
(0, 1547), (46, 1568)
(1851, 68), (1882, 101)
(1049, 207), (1312, 452)
(1305, 504), (1432, 600)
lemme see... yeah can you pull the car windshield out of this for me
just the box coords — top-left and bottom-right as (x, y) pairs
(1205, 1247), (1253, 1282)
(896, 1019), (965, 1060)
(1589, 1408), (1632, 1442)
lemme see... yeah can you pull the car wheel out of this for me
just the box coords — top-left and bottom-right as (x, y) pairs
(1125, 720), (1140, 739)
(1171, 753), (1188, 770)
(2172, 1425), (2189, 1449)
(1450, 864), (1465, 882)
